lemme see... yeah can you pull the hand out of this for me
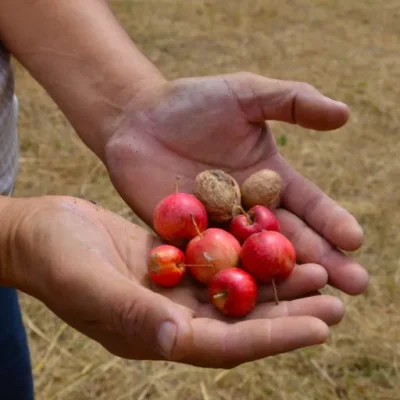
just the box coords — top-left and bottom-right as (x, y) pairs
(0, 196), (344, 368)
(104, 72), (368, 296)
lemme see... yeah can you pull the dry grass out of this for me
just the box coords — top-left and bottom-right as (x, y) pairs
(11, 0), (400, 399)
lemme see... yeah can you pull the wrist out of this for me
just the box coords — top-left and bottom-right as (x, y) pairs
(0, 196), (44, 294)
(61, 55), (167, 161)
(0, 195), (20, 288)
(90, 70), (167, 160)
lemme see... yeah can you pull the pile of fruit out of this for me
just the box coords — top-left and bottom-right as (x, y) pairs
(147, 169), (296, 318)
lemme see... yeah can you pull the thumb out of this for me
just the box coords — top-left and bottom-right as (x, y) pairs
(111, 279), (194, 361)
(225, 72), (350, 130)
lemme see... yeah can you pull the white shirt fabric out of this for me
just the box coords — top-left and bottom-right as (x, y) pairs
(0, 43), (18, 196)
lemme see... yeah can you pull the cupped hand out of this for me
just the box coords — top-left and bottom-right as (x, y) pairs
(0, 196), (344, 368)
(104, 72), (369, 296)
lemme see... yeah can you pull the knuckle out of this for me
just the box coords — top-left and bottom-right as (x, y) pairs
(216, 326), (246, 369)
(223, 72), (262, 121)
(289, 227), (308, 254)
(116, 296), (148, 339)
(280, 301), (290, 317)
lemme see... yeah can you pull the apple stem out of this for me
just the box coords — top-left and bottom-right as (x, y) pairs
(213, 292), (227, 300)
(238, 205), (252, 224)
(175, 175), (181, 193)
(272, 278), (280, 305)
(190, 213), (203, 237)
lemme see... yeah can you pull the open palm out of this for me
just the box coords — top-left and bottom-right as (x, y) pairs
(104, 72), (368, 296)
(3, 196), (345, 368)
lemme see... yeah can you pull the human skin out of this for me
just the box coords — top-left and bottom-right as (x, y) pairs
(0, 0), (368, 367)
(0, 195), (344, 367)
(0, 0), (368, 295)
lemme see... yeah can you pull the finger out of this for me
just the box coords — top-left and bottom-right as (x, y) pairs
(275, 208), (369, 295)
(249, 295), (344, 326)
(109, 279), (195, 361)
(181, 316), (328, 368)
(55, 260), (195, 362)
(194, 263), (328, 304)
(196, 295), (344, 327)
(225, 72), (349, 130)
(306, 291), (322, 297)
(257, 263), (328, 303)
(266, 154), (364, 252)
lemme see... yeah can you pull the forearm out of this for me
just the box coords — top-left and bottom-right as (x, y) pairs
(0, 0), (164, 158)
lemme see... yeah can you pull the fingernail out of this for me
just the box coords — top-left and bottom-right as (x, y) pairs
(157, 321), (177, 359)
(355, 222), (364, 236)
(353, 223), (365, 246)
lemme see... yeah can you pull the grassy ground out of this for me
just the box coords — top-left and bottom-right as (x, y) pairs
(12, 0), (400, 399)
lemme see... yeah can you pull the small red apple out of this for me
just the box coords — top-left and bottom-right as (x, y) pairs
(148, 244), (186, 287)
(208, 268), (258, 318)
(240, 230), (296, 284)
(185, 228), (241, 284)
(229, 205), (280, 244)
(153, 193), (208, 248)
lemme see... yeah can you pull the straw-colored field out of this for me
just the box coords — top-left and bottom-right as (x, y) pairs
(12, 1), (399, 399)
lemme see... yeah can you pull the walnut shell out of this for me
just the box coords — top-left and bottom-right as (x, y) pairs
(241, 169), (282, 209)
(193, 170), (241, 223)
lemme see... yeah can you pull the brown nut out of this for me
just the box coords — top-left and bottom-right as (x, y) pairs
(193, 170), (241, 223)
(241, 169), (282, 209)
